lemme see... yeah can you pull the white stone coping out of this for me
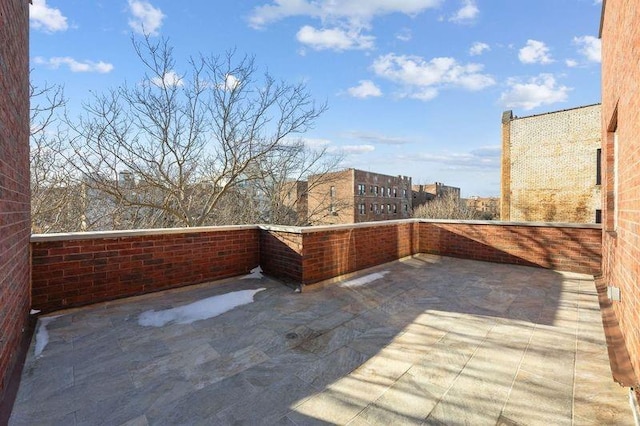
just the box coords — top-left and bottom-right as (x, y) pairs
(31, 219), (601, 242)
(30, 225), (260, 242)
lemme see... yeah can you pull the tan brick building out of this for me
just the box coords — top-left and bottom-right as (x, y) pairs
(307, 169), (412, 225)
(412, 183), (461, 208)
(464, 196), (500, 219)
(500, 104), (602, 223)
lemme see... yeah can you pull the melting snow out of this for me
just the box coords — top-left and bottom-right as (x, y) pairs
(340, 271), (390, 288)
(138, 288), (266, 327)
(241, 266), (264, 280)
(34, 316), (59, 357)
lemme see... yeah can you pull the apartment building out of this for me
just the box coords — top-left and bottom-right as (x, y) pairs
(464, 196), (500, 219)
(412, 183), (461, 208)
(501, 104), (602, 223)
(307, 169), (412, 225)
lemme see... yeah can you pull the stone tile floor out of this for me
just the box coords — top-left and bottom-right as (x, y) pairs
(9, 255), (633, 425)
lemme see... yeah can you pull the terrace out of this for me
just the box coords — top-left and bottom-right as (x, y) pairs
(5, 219), (635, 424)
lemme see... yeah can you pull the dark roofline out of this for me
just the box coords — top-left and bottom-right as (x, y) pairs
(599, 0), (606, 38)
(508, 103), (601, 121)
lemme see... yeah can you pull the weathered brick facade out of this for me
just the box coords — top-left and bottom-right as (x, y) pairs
(501, 104), (602, 223)
(307, 168), (412, 225)
(601, 0), (640, 394)
(0, 0), (31, 405)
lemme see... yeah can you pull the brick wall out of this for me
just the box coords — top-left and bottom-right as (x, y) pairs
(301, 221), (417, 284)
(260, 229), (303, 283)
(0, 0), (30, 403)
(502, 105), (602, 223)
(418, 221), (601, 275)
(601, 0), (640, 389)
(31, 227), (260, 312)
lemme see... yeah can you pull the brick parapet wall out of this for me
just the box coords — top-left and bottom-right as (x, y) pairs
(601, 0), (640, 390)
(260, 230), (303, 283)
(0, 0), (31, 404)
(31, 226), (260, 313)
(30, 220), (603, 311)
(418, 220), (601, 275)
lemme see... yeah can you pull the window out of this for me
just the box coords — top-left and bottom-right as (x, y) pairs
(373, 203), (379, 214)
(357, 184), (365, 195)
(359, 203), (366, 215)
(393, 204), (397, 214)
(387, 187), (391, 198)
(596, 148), (602, 186)
(595, 209), (602, 224)
(402, 189), (407, 198)
(393, 188), (397, 197)
(387, 204), (391, 214)
(374, 186), (379, 196)
(370, 185), (375, 195)
(331, 186), (336, 197)
(404, 204), (408, 212)
(329, 203), (336, 215)
(370, 203), (374, 212)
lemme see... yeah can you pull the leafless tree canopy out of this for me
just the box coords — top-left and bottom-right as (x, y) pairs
(30, 36), (340, 232)
(412, 194), (483, 220)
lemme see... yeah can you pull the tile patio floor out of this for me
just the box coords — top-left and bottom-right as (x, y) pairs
(9, 255), (633, 425)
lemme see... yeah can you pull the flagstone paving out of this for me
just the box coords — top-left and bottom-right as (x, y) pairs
(9, 255), (633, 425)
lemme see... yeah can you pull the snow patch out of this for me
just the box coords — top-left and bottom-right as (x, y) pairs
(340, 271), (390, 288)
(34, 316), (59, 357)
(30, 309), (41, 315)
(138, 288), (266, 327)
(241, 266), (263, 280)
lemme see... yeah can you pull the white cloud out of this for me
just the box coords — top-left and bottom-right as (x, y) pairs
(347, 80), (382, 98)
(151, 70), (184, 87)
(398, 145), (501, 170)
(565, 59), (578, 67)
(500, 74), (570, 110)
(249, 0), (442, 29)
(339, 144), (376, 154)
(30, 0), (68, 32)
(34, 56), (114, 73)
(573, 35), (601, 63)
(372, 53), (495, 101)
(518, 39), (553, 64)
(396, 28), (412, 42)
(128, 0), (165, 36)
(296, 26), (374, 51)
(344, 131), (411, 145)
(449, 0), (479, 23)
(469, 42), (490, 56)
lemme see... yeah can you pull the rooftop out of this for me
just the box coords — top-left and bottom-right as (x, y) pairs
(9, 254), (631, 425)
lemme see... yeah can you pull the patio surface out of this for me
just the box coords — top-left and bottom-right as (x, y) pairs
(9, 255), (633, 425)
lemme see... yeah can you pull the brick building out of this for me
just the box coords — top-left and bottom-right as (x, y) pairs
(307, 169), (412, 225)
(0, 0), (31, 411)
(412, 182), (461, 207)
(501, 104), (602, 223)
(600, 0), (640, 404)
(464, 196), (500, 219)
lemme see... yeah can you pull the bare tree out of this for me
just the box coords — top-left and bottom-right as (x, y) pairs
(65, 36), (328, 229)
(29, 82), (82, 233)
(412, 193), (482, 220)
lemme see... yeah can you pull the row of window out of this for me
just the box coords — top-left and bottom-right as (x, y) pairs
(358, 203), (409, 215)
(356, 184), (407, 198)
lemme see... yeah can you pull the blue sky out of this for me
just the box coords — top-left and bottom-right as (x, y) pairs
(30, 0), (603, 197)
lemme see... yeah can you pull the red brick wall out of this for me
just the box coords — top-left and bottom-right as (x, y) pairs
(260, 229), (303, 283)
(300, 222), (418, 284)
(31, 228), (260, 312)
(0, 0), (31, 402)
(419, 221), (601, 275)
(601, 0), (640, 388)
